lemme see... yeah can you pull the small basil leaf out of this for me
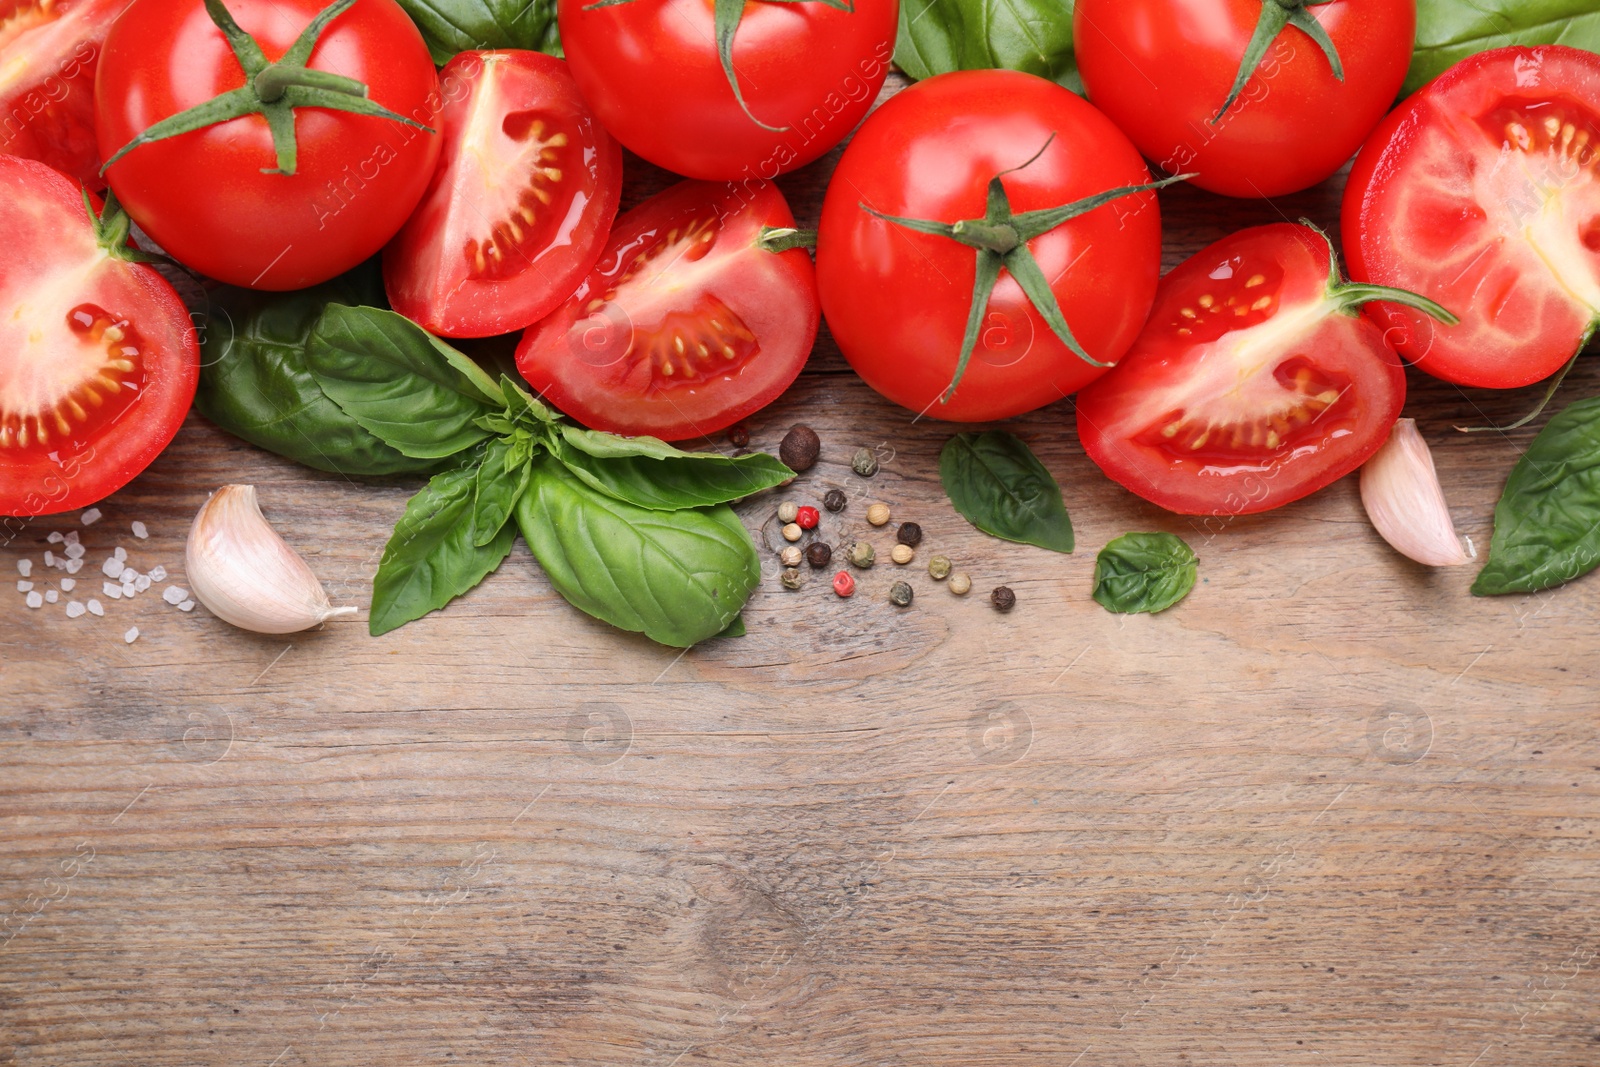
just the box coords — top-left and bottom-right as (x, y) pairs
(896, 0), (1080, 92)
(501, 374), (557, 425)
(1473, 395), (1600, 596)
(395, 0), (561, 65)
(193, 264), (434, 476)
(473, 437), (533, 548)
(1092, 532), (1198, 614)
(370, 458), (517, 636)
(939, 431), (1074, 553)
(553, 436), (792, 511)
(307, 305), (495, 460)
(559, 425), (708, 461)
(516, 455), (759, 647)
(1407, 0), (1600, 95)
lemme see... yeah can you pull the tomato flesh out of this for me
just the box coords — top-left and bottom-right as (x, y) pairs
(1076, 224), (1405, 516)
(0, 155), (198, 516)
(0, 0), (124, 188)
(516, 180), (819, 441)
(383, 51), (622, 338)
(1344, 46), (1600, 389)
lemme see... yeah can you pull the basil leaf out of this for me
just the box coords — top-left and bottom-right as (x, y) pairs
(501, 375), (557, 425)
(554, 432), (793, 511)
(717, 614), (746, 638)
(307, 305), (497, 460)
(516, 456), (759, 647)
(473, 436), (533, 548)
(1407, 0), (1600, 95)
(396, 0), (561, 65)
(1473, 396), (1600, 596)
(194, 265), (435, 476)
(1092, 532), (1198, 614)
(559, 426), (713, 461)
(896, 0), (1080, 92)
(939, 431), (1074, 553)
(370, 458), (517, 636)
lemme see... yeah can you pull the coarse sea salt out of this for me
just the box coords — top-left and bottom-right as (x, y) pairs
(46, 532), (63, 544)
(123, 626), (138, 644)
(65, 601), (85, 619)
(131, 521), (148, 539)
(60, 578), (75, 592)
(113, 546), (127, 561)
(64, 543), (85, 560)
(16, 559), (30, 577)
(133, 575), (151, 593)
(25, 591), (41, 609)
(148, 565), (167, 582)
(64, 531), (78, 546)
(103, 582), (122, 600)
(163, 586), (188, 605)
(43, 550), (55, 567)
(178, 600), (195, 612)
(102, 556), (124, 578)
(120, 567), (138, 583)
(44, 590), (57, 604)
(120, 581), (135, 598)
(65, 558), (82, 575)
(17, 580), (33, 593)
(80, 508), (102, 525)
(87, 599), (104, 616)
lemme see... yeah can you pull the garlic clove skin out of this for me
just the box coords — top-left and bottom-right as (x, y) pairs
(186, 485), (357, 634)
(1360, 419), (1474, 567)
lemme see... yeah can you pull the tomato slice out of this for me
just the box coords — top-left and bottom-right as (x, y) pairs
(516, 179), (819, 441)
(0, 155), (198, 516)
(383, 50), (621, 338)
(0, 0), (126, 188)
(1344, 45), (1600, 389)
(1076, 224), (1407, 516)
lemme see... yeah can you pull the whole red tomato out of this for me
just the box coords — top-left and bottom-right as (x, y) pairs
(558, 0), (898, 181)
(816, 69), (1165, 422)
(95, 0), (441, 290)
(1074, 0), (1414, 198)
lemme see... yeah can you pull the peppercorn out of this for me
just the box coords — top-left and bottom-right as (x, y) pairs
(990, 585), (1016, 612)
(928, 555), (952, 581)
(795, 505), (819, 530)
(896, 521), (923, 547)
(781, 522), (803, 542)
(847, 541), (875, 568)
(728, 424), (750, 448)
(948, 573), (972, 595)
(780, 424), (820, 471)
(851, 447), (878, 477)
(777, 501), (799, 523)
(866, 503), (890, 526)
(823, 488), (847, 512)
(890, 543), (914, 565)
(780, 545), (803, 567)
(781, 568), (804, 590)
(832, 571), (855, 597)
(888, 580), (914, 607)
(805, 542), (832, 569)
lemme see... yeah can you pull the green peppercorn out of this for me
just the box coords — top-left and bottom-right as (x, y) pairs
(896, 521), (922, 546)
(888, 580), (913, 607)
(781, 568), (804, 590)
(823, 488), (847, 512)
(805, 542), (832, 568)
(851, 447), (878, 477)
(847, 541), (875, 568)
(990, 585), (1016, 612)
(928, 555), (952, 581)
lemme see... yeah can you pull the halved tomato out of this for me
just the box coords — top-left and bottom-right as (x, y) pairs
(384, 50), (621, 338)
(0, 154), (198, 516)
(1076, 223), (1444, 516)
(0, 0), (128, 188)
(516, 179), (819, 441)
(1344, 46), (1600, 389)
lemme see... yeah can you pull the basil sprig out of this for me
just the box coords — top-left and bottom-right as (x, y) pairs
(939, 431), (1073, 553)
(1092, 532), (1198, 614)
(298, 305), (787, 643)
(1473, 396), (1600, 597)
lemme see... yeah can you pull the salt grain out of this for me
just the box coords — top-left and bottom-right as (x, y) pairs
(64, 543), (85, 560)
(17, 580), (32, 593)
(80, 508), (102, 525)
(43, 551), (55, 567)
(120, 567), (137, 583)
(47, 532), (63, 544)
(64, 531), (79, 546)
(163, 586), (188, 605)
(65, 558), (82, 575)
(87, 599), (103, 616)
(133, 575), (151, 593)
(60, 578), (75, 592)
(102, 557), (124, 578)
(44, 590), (57, 604)
(113, 547), (126, 561)
(65, 601), (85, 619)
(148, 565), (167, 582)
(131, 521), (148, 539)
(103, 582), (122, 599)
(120, 581), (135, 598)
(178, 600), (195, 612)
(15, 559), (30, 577)
(123, 627), (138, 644)
(25, 591), (41, 608)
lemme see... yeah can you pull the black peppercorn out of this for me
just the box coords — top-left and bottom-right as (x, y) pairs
(823, 488), (847, 512)
(896, 521), (923, 547)
(727, 423), (750, 448)
(805, 542), (832, 569)
(990, 585), (1016, 612)
(779, 424), (820, 471)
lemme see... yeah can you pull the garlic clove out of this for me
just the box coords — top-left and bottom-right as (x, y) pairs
(1359, 419), (1474, 567)
(185, 485), (357, 634)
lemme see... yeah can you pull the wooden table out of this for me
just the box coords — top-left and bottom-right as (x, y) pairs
(5, 74), (1598, 1066)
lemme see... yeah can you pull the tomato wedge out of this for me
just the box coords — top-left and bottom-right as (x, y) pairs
(1076, 224), (1450, 516)
(516, 179), (819, 441)
(384, 50), (622, 338)
(0, 0), (126, 188)
(1344, 45), (1600, 389)
(1, 155), (198, 516)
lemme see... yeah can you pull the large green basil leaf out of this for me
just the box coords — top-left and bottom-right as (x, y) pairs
(193, 266), (435, 476)
(940, 431), (1074, 553)
(370, 457), (518, 636)
(1407, 1), (1600, 95)
(554, 427), (793, 510)
(516, 456), (759, 647)
(1472, 396), (1600, 596)
(473, 436), (533, 548)
(896, 0), (1079, 91)
(307, 305), (498, 460)
(1092, 532), (1198, 614)
(396, 0), (561, 65)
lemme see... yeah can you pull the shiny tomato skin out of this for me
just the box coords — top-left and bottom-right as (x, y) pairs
(816, 69), (1162, 422)
(516, 179), (819, 441)
(1076, 224), (1406, 516)
(0, 155), (198, 517)
(95, 0), (441, 290)
(1343, 45), (1600, 389)
(1075, 0), (1413, 198)
(559, 0), (897, 181)
(0, 0), (128, 188)
(383, 51), (622, 338)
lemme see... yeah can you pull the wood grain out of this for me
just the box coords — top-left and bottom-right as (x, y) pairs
(4, 73), (1599, 1066)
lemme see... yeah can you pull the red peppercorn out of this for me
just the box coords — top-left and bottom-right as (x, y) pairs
(795, 505), (819, 530)
(832, 571), (855, 597)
